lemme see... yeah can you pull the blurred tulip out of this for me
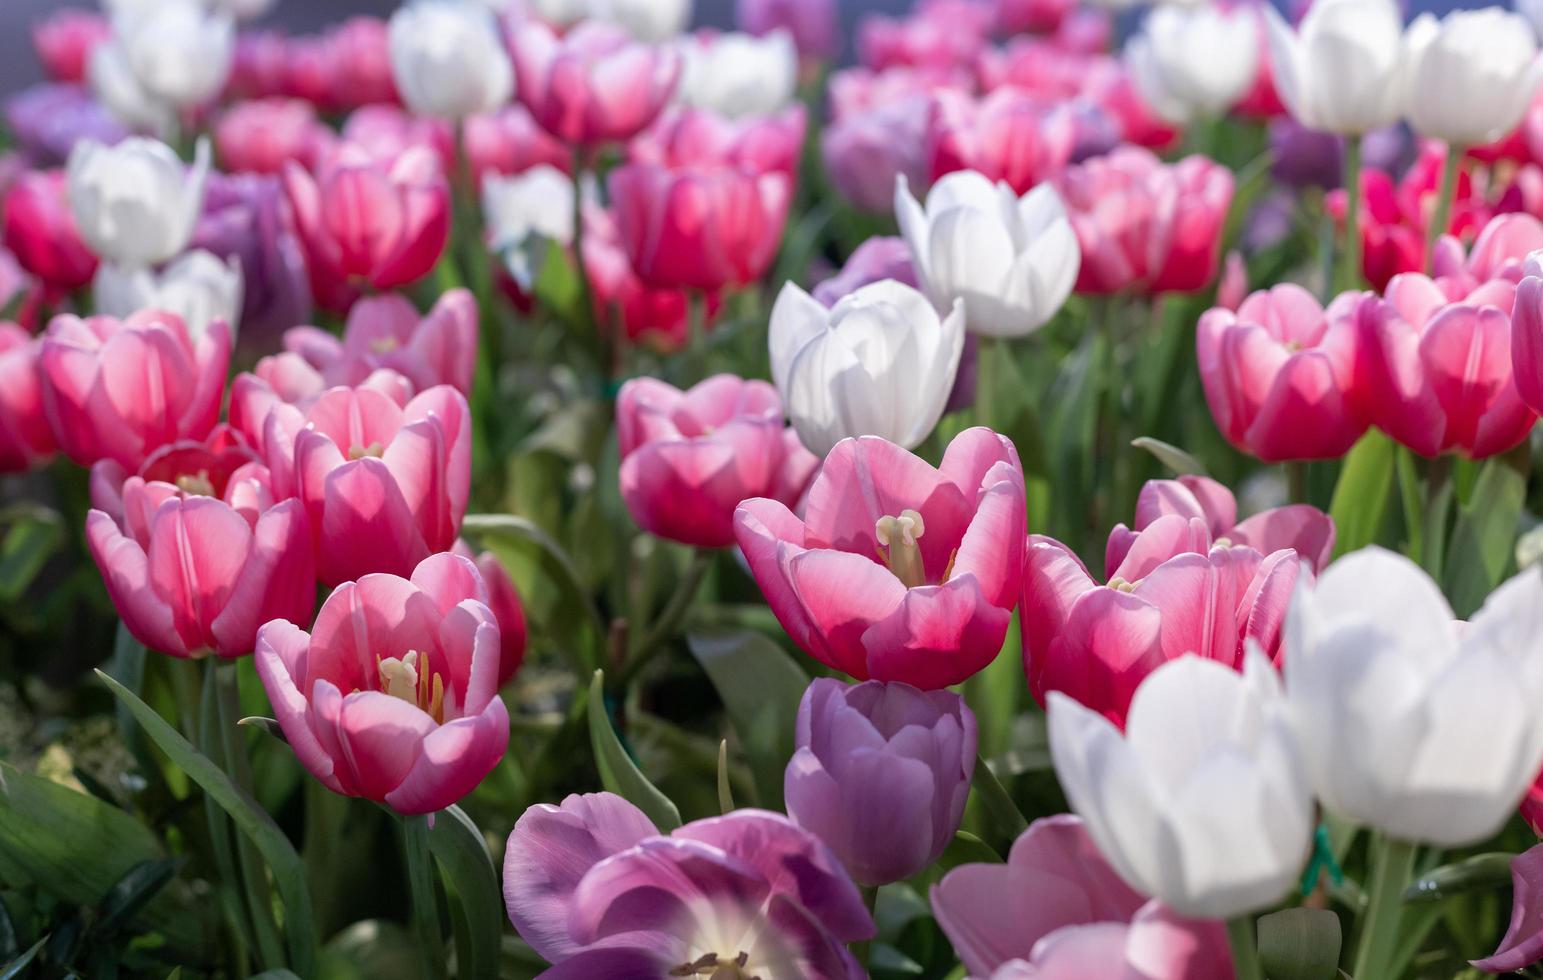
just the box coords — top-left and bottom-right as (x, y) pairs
(94, 250), (243, 343)
(67, 136), (210, 268)
(338, 104), (455, 173)
(591, 0), (692, 42)
(453, 541), (528, 688)
(214, 99), (331, 175)
(389, 1), (512, 121)
(786, 678), (977, 885)
(1264, 0), (1406, 134)
(630, 106), (806, 182)
(1269, 119), (1342, 189)
(736, 427), (1025, 689)
(1401, 9), (1541, 147)
(118, 0), (235, 110)
(896, 171), (1080, 337)
(926, 88), (1077, 195)
(738, 0), (840, 62)
(1474, 845), (1543, 973)
(1050, 652), (1314, 918)
(0, 325), (56, 473)
(769, 280), (965, 455)
(87, 38), (175, 137)
(255, 552), (508, 814)
(511, 21), (680, 147)
(858, 1), (994, 71)
(191, 173), (313, 348)
(811, 236), (918, 306)
(228, 30), (289, 100)
(3, 169), (98, 294)
(581, 205), (711, 350)
(676, 30), (797, 120)
(1126, 4), (1259, 125)
(822, 95), (933, 214)
(33, 9), (111, 84)
(996, 0), (1075, 35)
(482, 164), (576, 291)
(286, 290), (478, 396)
(463, 106), (571, 183)
(287, 17), (399, 111)
(207, 0), (277, 21)
(5, 84), (129, 167)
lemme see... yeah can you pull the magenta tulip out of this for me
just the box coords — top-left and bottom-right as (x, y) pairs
(215, 98), (332, 175)
(254, 552), (508, 814)
(736, 427), (1025, 689)
(32, 9), (110, 85)
(3, 169), (98, 294)
(0, 323), (56, 473)
(927, 88), (1078, 195)
(511, 20), (681, 147)
(630, 106), (807, 183)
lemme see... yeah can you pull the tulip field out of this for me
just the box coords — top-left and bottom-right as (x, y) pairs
(11, 0), (1543, 977)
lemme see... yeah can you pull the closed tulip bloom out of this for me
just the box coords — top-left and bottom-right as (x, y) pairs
(932, 815), (1234, 979)
(896, 171), (1080, 337)
(191, 173), (313, 347)
(735, 427), (1025, 689)
(2, 170), (98, 294)
(214, 99), (331, 175)
(94, 250), (244, 343)
(996, 0), (1076, 35)
(926, 89), (1078, 196)
(822, 95), (933, 214)
(453, 542), (528, 688)
(87, 37), (175, 137)
(769, 280), (965, 456)
(289, 290), (477, 397)
(580, 205), (714, 351)
(227, 360), (411, 453)
(39, 311), (230, 470)
(591, 0), (693, 43)
(33, 10), (112, 84)
(389, 1), (512, 121)
(1401, 9), (1542, 146)
(631, 106), (806, 183)
(67, 137), (210, 269)
(785, 678), (977, 886)
(255, 552), (508, 815)
(0, 325), (57, 473)
(282, 144), (451, 311)
(463, 106), (572, 183)
(1126, 4), (1259, 125)
(676, 30), (798, 120)
(511, 21), (681, 147)
(1286, 548), (1543, 845)
(118, 0), (235, 110)
(616, 374), (817, 548)
(6, 84), (130, 169)
(1198, 284), (1367, 461)
(738, 0), (839, 62)
(1264, 0), (1406, 135)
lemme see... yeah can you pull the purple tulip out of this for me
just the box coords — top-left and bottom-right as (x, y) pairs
(811, 236), (918, 307)
(191, 173), (312, 350)
(784, 678), (977, 886)
(1268, 119), (1342, 190)
(5, 84), (127, 167)
(1473, 843), (1543, 973)
(503, 793), (875, 979)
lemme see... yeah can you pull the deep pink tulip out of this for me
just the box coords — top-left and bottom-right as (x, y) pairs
(736, 428), (1025, 690)
(609, 162), (790, 291)
(266, 384), (470, 585)
(3, 170), (98, 294)
(215, 99), (332, 175)
(463, 105), (571, 183)
(285, 17), (398, 111)
(995, 0), (1076, 34)
(32, 10), (110, 85)
(511, 21), (681, 148)
(86, 426), (314, 659)
(229, 31), (290, 100)
(282, 144), (451, 312)
(857, 1), (994, 71)
(1197, 284), (1368, 461)
(738, 0), (841, 62)
(453, 541), (527, 689)
(254, 552), (508, 814)
(339, 105), (455, 175)
(927, 87), (1077, 195)
(631, 106), (807, 183)
(1057, 146), (1233, 295)
(1473, 844), (1543, 973)
(282, 290), (477, 397)
(932, 815), (1234, 979)
(617, 374), (817, 548)
(1513, 255), (1543, 416)
(0, 323), (56, 473)
(39, 311), (231, 470)
(581, 205), (714, 351)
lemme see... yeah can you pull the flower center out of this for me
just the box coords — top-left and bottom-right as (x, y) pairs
(876, 509), (928, 589)
(670, 952), (760, 979)
(1108, 576), (1136, 592)
(369, 336), (399, 354)
(377, 650), (446, 723)
(175, 470), (216, 497)
(348, 442), (384, 460)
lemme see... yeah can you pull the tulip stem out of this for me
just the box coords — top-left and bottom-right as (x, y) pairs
(1226, 916), (1263, 980)
(852, 886), (880, 969)
(401, 814), (448, 980)
(1426, 144), (1463, 273)
(1421, 455), (1453, 577)
(1353, 834), (1418, 980)
(1286, 460), (1310, 506)
(619, 548), (714, 689)
(1339, 136), (1363, 291)
(570, 151), (600, 358)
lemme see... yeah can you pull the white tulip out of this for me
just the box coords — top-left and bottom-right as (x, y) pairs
(1285, 548), (1543, 847)
(521, 0), (589, 27)
(895, 172), (1079, 338)
(1400, 9), (1542, 147)
(769, 280), (965, 456)
(591, 0), (691, 42)
(95, 250), (244, 342)
(202, 0), (278, 21)
(676, 30), (798, 119)
(87, 40), (176, 137)
(1049, 652), (1314, 920)
(482, 165), (576, 290)
(1126, 5), (1259, 125)
(1264, 0), (1407, 135)
(389, 1), (514, 121)
(67, 137), (211, 268)
(118, 0), (235, 110)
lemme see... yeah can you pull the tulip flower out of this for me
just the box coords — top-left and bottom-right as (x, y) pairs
(94, 251), (244, 343)
(191, 174), (313, 347)
(1473, 845), (1543, 973)
(5, 84), (130, 168)
(39, 311), (230, 470)
(630, 106), (806, 183)
(1286, 548), (1543, 846)
(1509, 254), (1543, 416)
(116, 0), (235, 111)
(1269, 119), (1343, 190)
(254, 552), (508, 815)
(1400, 9), (1542, 147)
(931, 815), (1234, 979)
(87, 38), (175, 137)
(590, 0), (692, 43)
(896, 171), (1080, 337)
(284, 18), (400, 112)
(33, 10), (111, 84)
(206, 0), (276, 21)
(578, 205), (717, 351)
(811, 236), (918, 307)
(738, 0), (840, 62)
(858, 2), (993, 71)
(67, 137), (210, 269)
(926, 89), (1078, 196)
(609, 163), (790, 291)
(214, 99), (331, 175)
(0, 325), (57, 473)
(616, 374), (817, 548)
(509, 21), (680, 148)
(769, 279), (965, 456)
(1197, 284), (1367, 461)
(388, 1), (512, 121)
(1050, 652), (1314, 918)
(822, 94), (934, 214)
(282, 144), (451, 312)
(452, 542), (527, 689)
(86, 430), (313, 659)
(2, 170), (98, 295)
(504, 793), (874, 975)
(1264, 0), (1407, 135)
(337, 105), (455, 174)
(785, 678), (977, 885)
(463, 106), (571, 184)
(227, 30), (287, 100)
(1057, 146), (1233, 295)
(676, 30), (798, 120)
(1125, 4), (1259, 125)
(736, 427), (1025, 689)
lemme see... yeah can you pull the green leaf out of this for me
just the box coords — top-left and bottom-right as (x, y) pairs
(425, 806), (502, 980)
(1329, 431), (1396, 558)
(1130, 437), (1208, 476)
(1403, 852), (1514, 903)
(1257, 908), (1342, 980)
(970, 756), (1028, 840)
(96, 858), (181, 936)
(531, 239), (581, 327)
(586, 670), (681, 831)
(935, 831), (1000, 874)
(716, 740), (735, 815)
(687, 630), (808, 810)
(0, 505), (62, 601)
(96, 669), (317, 976)
(0, 938), (45, 980)
(237, 716), (290, 744)
(1444, 445), (1530, 618)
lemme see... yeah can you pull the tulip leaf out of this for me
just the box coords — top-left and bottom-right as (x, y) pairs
(1130, 437), (1208, 477)
(716, 740), (735, 815)
(426, 805), (502, 980)
(936, 831), (1000, 874)
(0, 504), (62, 601)
(1443, 445), (1530, 618)
(1402, 852), (1514, 903)
(1257, 908), (1342, 980)
(238, 716), (290, 744)
(587, 670), (682, 831)
(532, 239), (582, 327)
(0, 939), (45, 980)
(970, 756), (1028, 840)
(95, 669), (317, 976)
(1329, 431), (1396, 557)
(96, 858), (182, 937)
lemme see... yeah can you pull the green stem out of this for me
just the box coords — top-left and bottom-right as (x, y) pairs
(1340, 136), (1363, 291)
(1227, 916), (1263, 980)
(401, 814), (448, 980)
(1285, 460), (1310, 506)
(571, 151), (597, 340)
(619, 548), (713, 689)
(1352, 834), (1419, 980)
(1426, 144), (1463, 272)
(1421, 455), (1453, 578)
(687, 289), (708, 383)
(852, 886), (880, 969)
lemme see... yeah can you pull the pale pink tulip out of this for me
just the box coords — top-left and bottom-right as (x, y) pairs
(463, 105), (571, 183)
(511, 21), (681, 147)
(282, 290), (477, 396)
(630, 106), (806, 183)
(215, 98), (332, 175)
(927, 88), (1077, 195)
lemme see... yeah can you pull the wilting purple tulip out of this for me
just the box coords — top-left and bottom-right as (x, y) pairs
(503, 793), (875, 978)
(1474, 843), (1543, 973)
(785, 678), (976, 886)
(191, 173), (312, 349)
(5, 84), (127, 166)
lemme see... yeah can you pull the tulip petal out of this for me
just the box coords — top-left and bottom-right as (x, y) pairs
(383, 696), (509, 814)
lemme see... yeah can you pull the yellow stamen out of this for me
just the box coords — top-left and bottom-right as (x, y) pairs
(1108, 576), (1137, 593)
(369, 336), (399, 354)
(348, 442), (384, 460)
(875, 509), (928, 589)
(175, 470), (216, 496)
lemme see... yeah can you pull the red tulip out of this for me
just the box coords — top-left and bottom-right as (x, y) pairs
(0, 323), (56, 473)
(463, 105), (571, 184)
(735, 427), (1025, 689)
(927, 88), (1077, 195)
(32, 9), (110, 84)
(215, 99), (332, 175)
(3, 170), (97, 294)
(617, 374), (816, 548)
(630, 106), (807, 183)
(511, 21), (681, 147)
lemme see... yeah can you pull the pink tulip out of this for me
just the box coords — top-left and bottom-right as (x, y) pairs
(463, 105), (571, 183)
(858, 1), (995, 71)
(1087, 67), (1181, 152)
(39, 311), (230, 470)
(227, 357), (411, 452)
(286, 17), (398, 111)
(339, 105), (455, 175)
(1197, 284), (1368, 461)
(735, 428), (1025, 690)
(1057, 146), (1233, 295)
(1217, 251), (1248, 312)
(280, 290), (477, 397)
(3, 170), (98, 294)
(738, 0), (841, 62)
(282, 144), (451, 312)
(215, 99), (332, 175)
(995, 0), (1076, 35)
(580, 206), (714, 350)
(1513, 255), (1543, 416)
(609, 162), (790, 291)
(86, 428), (314, 660)
(0, 323), (56, 473)
(453, 541), (528, 689)
(827, 65), (970, 121)
(630, 106), (807, 183)
(511, 21), (681, 147)
(254, 552), (508, 814)
(264, 383), (470, 585)
(617, 374), (817, 548)
(32, 10), (110, 84)
(927, 87), (1077, 195)
(229, 31), (290, 100)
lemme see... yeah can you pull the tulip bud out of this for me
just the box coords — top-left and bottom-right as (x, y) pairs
(785, 678), (976, 886)
(67, 136), (210, 268)
(95, 250), (244, 343)
(1125, 4), (1259, 125)
(676, 30), (798, 120)
(1264, 0), (1407, 135)
(1400, 8), (1543, 147)
(388, 1), (513, 122)
(118, 0), (235, 111)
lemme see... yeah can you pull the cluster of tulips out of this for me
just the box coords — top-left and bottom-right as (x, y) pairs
(9, 0), (1543, 977)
